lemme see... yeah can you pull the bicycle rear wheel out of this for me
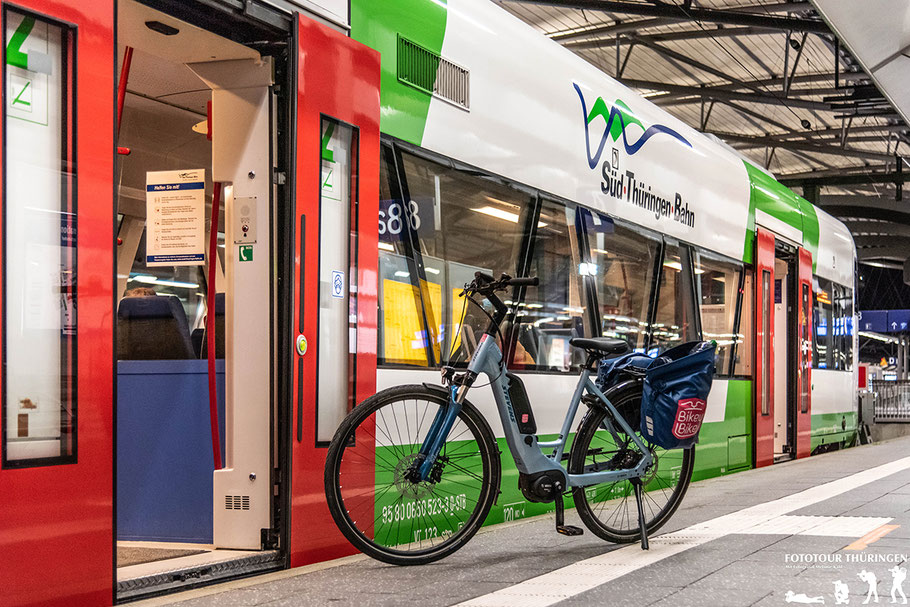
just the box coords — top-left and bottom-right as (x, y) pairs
(568, 381), (694, 543)
(324, 385), (501, 565)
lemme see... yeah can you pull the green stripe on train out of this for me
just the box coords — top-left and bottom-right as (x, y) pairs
(350, 0), (448, 146)
(371, 380), (756, 542)
(742, 162), (820, 269)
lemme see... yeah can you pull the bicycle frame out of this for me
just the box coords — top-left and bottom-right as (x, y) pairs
(414, 333), (654, 489)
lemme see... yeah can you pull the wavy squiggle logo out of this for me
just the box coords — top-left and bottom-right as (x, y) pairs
(574, 82), (691, 169)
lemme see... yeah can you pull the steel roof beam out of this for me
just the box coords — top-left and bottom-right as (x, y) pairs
(547, 1), (807, 42)
(720, 133), (894, 161)
(564, 25), (764, 50)
(622, 79), (831, 110)
(509, 1), (829, 33)
(779, 172), (910, 187)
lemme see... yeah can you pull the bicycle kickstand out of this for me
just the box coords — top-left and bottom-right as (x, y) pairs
(631, 478), (649, 550)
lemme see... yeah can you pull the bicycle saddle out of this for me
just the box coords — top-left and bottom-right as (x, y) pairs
(569, 337), (631, 356)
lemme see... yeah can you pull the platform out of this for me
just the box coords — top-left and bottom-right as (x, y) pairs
(136, 436), (910, 607)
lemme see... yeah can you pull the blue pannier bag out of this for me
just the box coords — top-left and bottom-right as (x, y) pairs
(640, 341), (716, 449)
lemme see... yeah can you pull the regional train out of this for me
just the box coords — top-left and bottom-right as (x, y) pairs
(0, 0), (857, 604)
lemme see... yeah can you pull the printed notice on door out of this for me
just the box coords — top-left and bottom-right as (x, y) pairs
(146, 169), (206, 266)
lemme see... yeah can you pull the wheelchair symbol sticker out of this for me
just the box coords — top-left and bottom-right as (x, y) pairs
(331, 270), (344, 298)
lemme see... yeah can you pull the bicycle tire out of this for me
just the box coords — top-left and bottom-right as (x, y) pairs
(324, 384), (501, 565)
(568, 381), (694, 543)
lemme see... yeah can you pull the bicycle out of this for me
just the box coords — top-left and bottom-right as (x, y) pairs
(324, 271), (695, 565)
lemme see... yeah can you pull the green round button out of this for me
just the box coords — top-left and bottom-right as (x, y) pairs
(296, 334), (307, 356)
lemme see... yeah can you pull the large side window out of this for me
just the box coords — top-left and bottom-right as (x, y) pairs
(833, 283), (854, 371)
(510, 199), (586, 372)
(377, 146), (428, 366)
(3, 11), (76, 466)
(651, 240), (698, 353)
(733, 268), (753, 376)
(384, 150), (528, 366)
(694, 250), (742, 376)
(813, 276), (834, 369)
(580, 210), (659, 351)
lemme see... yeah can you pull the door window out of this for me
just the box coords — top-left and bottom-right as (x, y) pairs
(316, 118), (358, 443)
(3, 10), (76, 466)
(761, 270), (771, 416)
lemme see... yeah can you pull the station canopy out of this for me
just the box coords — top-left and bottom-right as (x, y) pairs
(498, 0), (910, 270)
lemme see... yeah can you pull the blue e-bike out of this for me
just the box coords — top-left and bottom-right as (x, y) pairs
(324, 272), (694, 565)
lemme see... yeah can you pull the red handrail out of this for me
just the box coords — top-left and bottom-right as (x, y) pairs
(117, 46), (133, 134)
(208, 182), (223, 470)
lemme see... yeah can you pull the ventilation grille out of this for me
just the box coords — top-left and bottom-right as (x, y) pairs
(397, 36), (470, 110)
(224, 495), (250, 510)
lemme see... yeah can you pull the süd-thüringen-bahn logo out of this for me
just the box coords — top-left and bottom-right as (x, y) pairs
(574, 83), (696, 229)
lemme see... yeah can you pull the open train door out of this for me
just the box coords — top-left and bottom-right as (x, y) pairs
(289, 15), (379, 566)
(795, 247), (813, 458)
(754, 228), (775, 468)
(0, 1), (115, 605)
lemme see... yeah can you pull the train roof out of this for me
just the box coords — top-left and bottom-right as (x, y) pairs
(351, 0), (855, 282)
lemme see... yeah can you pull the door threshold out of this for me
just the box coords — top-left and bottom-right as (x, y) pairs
(774, 452), (794, 463)
(117, 548), (282, 601)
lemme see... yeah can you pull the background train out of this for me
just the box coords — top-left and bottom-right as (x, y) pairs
(0, 0), (856, 605)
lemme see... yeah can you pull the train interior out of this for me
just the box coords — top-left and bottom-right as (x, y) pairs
(114, 0), (286, 593)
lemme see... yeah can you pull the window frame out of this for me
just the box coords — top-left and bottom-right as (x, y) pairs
(2, 7), (78, 469)
(376, 134), (756, 379)
(691, 246), (747, 379)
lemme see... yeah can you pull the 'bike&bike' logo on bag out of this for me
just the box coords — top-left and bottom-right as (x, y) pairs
(672, 398), (706, 439)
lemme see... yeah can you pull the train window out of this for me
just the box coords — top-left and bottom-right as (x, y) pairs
(761, 270), (771, 416)
(813, 276), (834, 370)
(510, 200), (586, 372)
(693, 251), (742, 377)
(651, 241), (698, 353)
(733, 269), (753, 376)
(377, 148), (430, 366)
(316, 118), (358, 443)
(395, 151), (528, 366)
(3, 10), (76, 466)
(833, 283), (854, 371)
(580, 210), (658, 351)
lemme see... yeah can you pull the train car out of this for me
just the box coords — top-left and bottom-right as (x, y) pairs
(0, 0), (856, 605)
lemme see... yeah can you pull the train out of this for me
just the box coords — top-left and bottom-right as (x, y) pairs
(0, 0), (856, 605)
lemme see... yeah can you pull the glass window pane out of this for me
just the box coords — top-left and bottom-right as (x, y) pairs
(377, 148), (430, 366)
(801, 283), (810, 414)
(652, 241), (698, 353)
(316, 119), (357, 443)
(733, 269), (753, 376)
(397, 151), (528, 365)
(813, 276), (834, 370)
(4, 11), (75, 465)
(761, 270), (771, 416)
(581, 210), (658, 351)
(511, 201), (586, 372)
(694, 251), (742, 376)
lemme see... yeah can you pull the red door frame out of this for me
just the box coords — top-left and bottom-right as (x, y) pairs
(795, 247), (812, 458)
(289, 15), (379, 566)
(0, 1), (115, 605)
(754, 228), (775, 468)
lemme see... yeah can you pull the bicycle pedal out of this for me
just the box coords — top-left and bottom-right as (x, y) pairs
(556, 525), (584, 536)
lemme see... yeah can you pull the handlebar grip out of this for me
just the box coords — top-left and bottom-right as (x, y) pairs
(474, 271), (496, 283)
(508, 277), (539, 287)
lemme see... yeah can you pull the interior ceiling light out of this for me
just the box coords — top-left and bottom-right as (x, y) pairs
(145, 20), (179, 36)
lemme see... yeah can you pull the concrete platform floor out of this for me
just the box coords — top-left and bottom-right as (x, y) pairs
(137, 436), (910, 607)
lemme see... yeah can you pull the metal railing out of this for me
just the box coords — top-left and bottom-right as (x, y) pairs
(869, 380), (910, 422)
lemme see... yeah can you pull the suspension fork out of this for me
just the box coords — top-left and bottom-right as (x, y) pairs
(411, 384), (464, 481)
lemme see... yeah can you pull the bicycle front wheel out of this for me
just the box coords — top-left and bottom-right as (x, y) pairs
(568, 382), (694, 543)
(324, 385), (501, 565)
